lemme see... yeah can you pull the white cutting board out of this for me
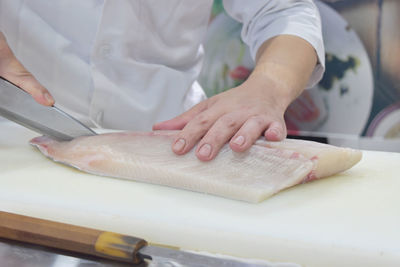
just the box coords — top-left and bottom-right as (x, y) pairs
(0, 121), (399, 267)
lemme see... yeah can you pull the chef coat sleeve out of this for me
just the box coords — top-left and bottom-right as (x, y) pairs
(223, 0), (325, 88)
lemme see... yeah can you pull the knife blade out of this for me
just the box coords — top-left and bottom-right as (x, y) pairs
(0, 77), (96, 141)
(0, 239), (137, 267)
(0, 211), (275, 267)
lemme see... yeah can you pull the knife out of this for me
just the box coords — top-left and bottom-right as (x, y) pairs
(0, 77), (96, 141)
(0, 239), (138, 267)
(0, 211), (272, 267)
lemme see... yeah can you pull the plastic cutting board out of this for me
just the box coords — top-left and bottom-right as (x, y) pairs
(0, 121), (399, 267)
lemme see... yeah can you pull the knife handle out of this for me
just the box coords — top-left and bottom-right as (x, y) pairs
(0, 211), (147, 264)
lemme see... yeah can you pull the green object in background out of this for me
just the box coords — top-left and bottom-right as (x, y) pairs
(211, 0), (224, 17)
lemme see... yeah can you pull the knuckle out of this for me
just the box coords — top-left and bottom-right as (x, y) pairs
(195, 113), (211, 127)
(180, 125), (208, 144)
(209, 132), (225, 145)
(219, 115), (238, 129)
(16, 76), (39, 91)
(203, 129), (228, 147)
(15, 79), (32, 93)
(249, 116), (267, 127)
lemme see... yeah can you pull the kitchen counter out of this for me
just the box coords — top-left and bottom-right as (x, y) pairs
(0, 121), (399, 267)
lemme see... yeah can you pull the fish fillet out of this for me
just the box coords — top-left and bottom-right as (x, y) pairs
(30, 131), (362, 203)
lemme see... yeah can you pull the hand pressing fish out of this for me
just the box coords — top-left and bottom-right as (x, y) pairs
(30, 132), (362, 203)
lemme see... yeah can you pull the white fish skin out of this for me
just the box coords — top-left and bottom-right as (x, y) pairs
(255, 139), (362, 181)
(30, 131), (361, 203)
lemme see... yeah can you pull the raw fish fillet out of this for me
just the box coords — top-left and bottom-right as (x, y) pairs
(30, 132), (362, 203)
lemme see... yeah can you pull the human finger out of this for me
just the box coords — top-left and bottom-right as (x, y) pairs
(152, 100), (209, 130)
(5, 69), (54, 106)
(0, 33), (54, 106)
(171, 107), (222, 155)
(229, 115), (269, 152)
(264, 120), (287, 141)
(195, 112), (246, 161)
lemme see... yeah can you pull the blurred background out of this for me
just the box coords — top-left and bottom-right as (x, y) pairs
(199, 0), (400, 152)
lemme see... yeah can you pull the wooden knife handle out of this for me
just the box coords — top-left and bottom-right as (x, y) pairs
(0, 211), (147, 264)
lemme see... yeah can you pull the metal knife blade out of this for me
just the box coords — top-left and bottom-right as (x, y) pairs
(0, 239), (136, 267)
(138, 245), (277, 267)
(0, 239), (285, 267)
(0, 77), (96, 141)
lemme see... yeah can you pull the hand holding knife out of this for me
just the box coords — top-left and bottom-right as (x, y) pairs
(0, 77), (96, 141)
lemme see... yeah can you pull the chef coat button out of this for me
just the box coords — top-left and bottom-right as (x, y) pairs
(99, 44), (112, 58)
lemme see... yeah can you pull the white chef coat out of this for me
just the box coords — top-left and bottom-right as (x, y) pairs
(0, 0), (324, 130)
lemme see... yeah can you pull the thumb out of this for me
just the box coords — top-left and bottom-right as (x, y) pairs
(153, 100), (208, 130)
(5, 69), (55, 106)
(0, 32), (54, 106)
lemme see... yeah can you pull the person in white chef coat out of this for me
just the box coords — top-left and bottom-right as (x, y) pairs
(0, 0), (325, 161)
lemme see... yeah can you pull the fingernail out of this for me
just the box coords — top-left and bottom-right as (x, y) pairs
(173, 138), (186, 152)
(198, 144), (212, 157)
(232, 135), (245, 146)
